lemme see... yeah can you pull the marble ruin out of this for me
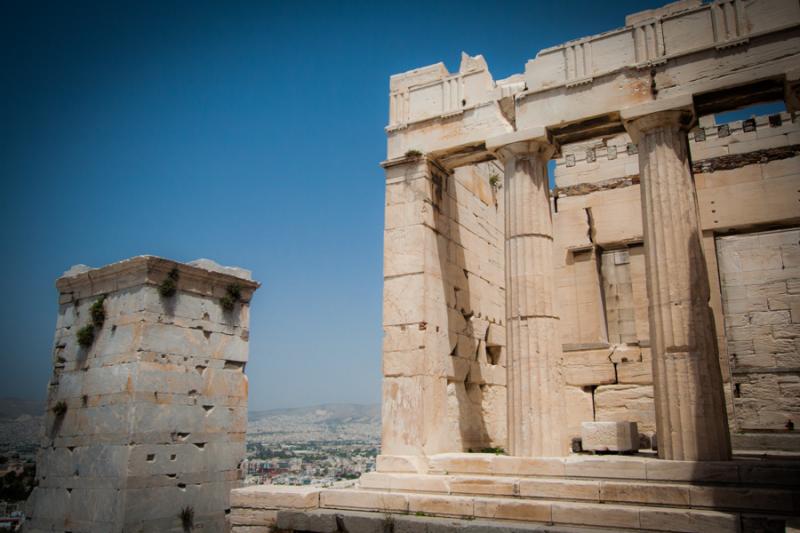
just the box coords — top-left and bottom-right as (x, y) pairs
(25, 256), (259, 532)
(231, 0), (800, 531)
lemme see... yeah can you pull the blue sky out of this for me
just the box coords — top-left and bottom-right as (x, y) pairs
(1, 0), (733, 411)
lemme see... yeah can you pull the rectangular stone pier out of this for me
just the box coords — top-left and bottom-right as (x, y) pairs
(25, 256), (259, 532)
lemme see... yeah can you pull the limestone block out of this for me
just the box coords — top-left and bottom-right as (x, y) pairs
(383, 226), (428, 277)
(553, 208), (592, 251)
(609, 345), (641, 363)
(698, 175), (800, 231)
(231, 486), (320, 510)
(581, 421), (639, 452)
(385, 176), (434, 206)
(383, 324), (425, 354)
(600, 481), (689, 506)
(594, 385), (656, 432)
(479, 384), (507, 448)
(565, 386), (594, 438)
(518, 478), (599, 501)
(590, 187), (644, 247)
(565, 456), (647, 479)
(551, 501), (640, 529)
(564, 363), (616, 386)
(407, 493), (473, 517)
(450, 476), (516, 496)
(383, 274), (425, 326)
(375, 455), (427, 474)
(428, 453), (493, 475)
(689, 485), (796, 513)
(562, 348), (615, 366)
(616, 361), (652, 384)
(230, 508), (278, 527)
(491, 456), (566, 477)
(485, 323), (505, 346)
(473, 497), (551, 522)
(275, 509), (338, 533)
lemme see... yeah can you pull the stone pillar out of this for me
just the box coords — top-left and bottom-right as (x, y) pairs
(26, 256), (259, 532)
(625, 109), (732, 461)
(380, 155), (452, 456)
(495, 139), (568, 457)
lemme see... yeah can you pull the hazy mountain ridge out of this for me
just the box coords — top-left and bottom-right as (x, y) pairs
(247, 403), (380, 444)
(0, 398), (45, 420)
(249, 403), (380, 423)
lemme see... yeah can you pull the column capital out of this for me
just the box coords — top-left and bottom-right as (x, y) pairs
(486, 127), (557, 162)
(621, 95), (695, 143)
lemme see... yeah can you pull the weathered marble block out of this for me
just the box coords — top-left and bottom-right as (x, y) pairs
(26, 255), (259, 533)
(581, 421), (639, 453)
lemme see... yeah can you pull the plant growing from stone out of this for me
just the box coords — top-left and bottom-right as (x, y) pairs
(76, 325), (95, 347)
(480, 446), (506, 455)
(220, 283), (242, 311)
(489, 174), (500, 188)
(89, 296), (106, 327)
(180, 506), (194, 531)
(404, 149), (422, 158)
(52, 401), (67, 417)
(159, 267), (180, 298)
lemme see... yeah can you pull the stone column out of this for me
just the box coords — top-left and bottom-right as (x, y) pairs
(495, 138), (568, 457)
(626, 109), (732, 461)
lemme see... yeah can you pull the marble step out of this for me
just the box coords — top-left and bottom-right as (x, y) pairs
(358, 472), (799, 515)
(316, 488), (743, 532)
(377, 453), (800, 488)
(273, 508), (640, 533)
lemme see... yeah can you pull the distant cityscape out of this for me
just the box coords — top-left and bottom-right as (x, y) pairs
(243, 404), (380, 486)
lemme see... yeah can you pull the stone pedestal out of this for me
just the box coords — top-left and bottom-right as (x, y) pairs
(25, 256), (259, 532)
(626, 110), (731, 461)
(496, 140), (568, 457)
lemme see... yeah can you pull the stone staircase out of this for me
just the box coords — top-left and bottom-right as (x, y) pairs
(230, 453), (800, 532)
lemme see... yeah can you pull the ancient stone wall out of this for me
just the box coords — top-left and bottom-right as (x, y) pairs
(381, 158), (506, 455)
(717, 228), (800, 447)
(552, 111), (800, 451)
(25, 256), (258, 532)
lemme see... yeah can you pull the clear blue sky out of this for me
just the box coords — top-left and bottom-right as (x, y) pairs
(1, 0), (685, 411)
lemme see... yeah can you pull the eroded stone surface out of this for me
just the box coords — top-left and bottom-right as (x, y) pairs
(27, 255), (258, 532)
(581, 421), (639, 452)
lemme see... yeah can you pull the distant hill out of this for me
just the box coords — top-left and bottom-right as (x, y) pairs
(0, 398), (45, 420)
(249, 403), (380, 423)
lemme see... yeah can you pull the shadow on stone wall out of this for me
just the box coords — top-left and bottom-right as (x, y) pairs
(433, 166), (491, 452)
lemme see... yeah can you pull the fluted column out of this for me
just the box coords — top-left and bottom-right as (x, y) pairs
(497, 140), (567, 457)
(626, 110), (732, 461)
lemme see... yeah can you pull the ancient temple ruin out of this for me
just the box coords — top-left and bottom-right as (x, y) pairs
(231, 0), (800, 531)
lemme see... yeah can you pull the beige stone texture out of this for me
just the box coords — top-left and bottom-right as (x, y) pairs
(473, 498), (551, 522)
(381, 157), (508, 456)
(717, 228), (800, 436)
(594, 384), (656, 432)
(28, 256), (258, 532)
(581, 421), (639, 452)
(231, 486), (320, 510)
(321, 489), (407, 513)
